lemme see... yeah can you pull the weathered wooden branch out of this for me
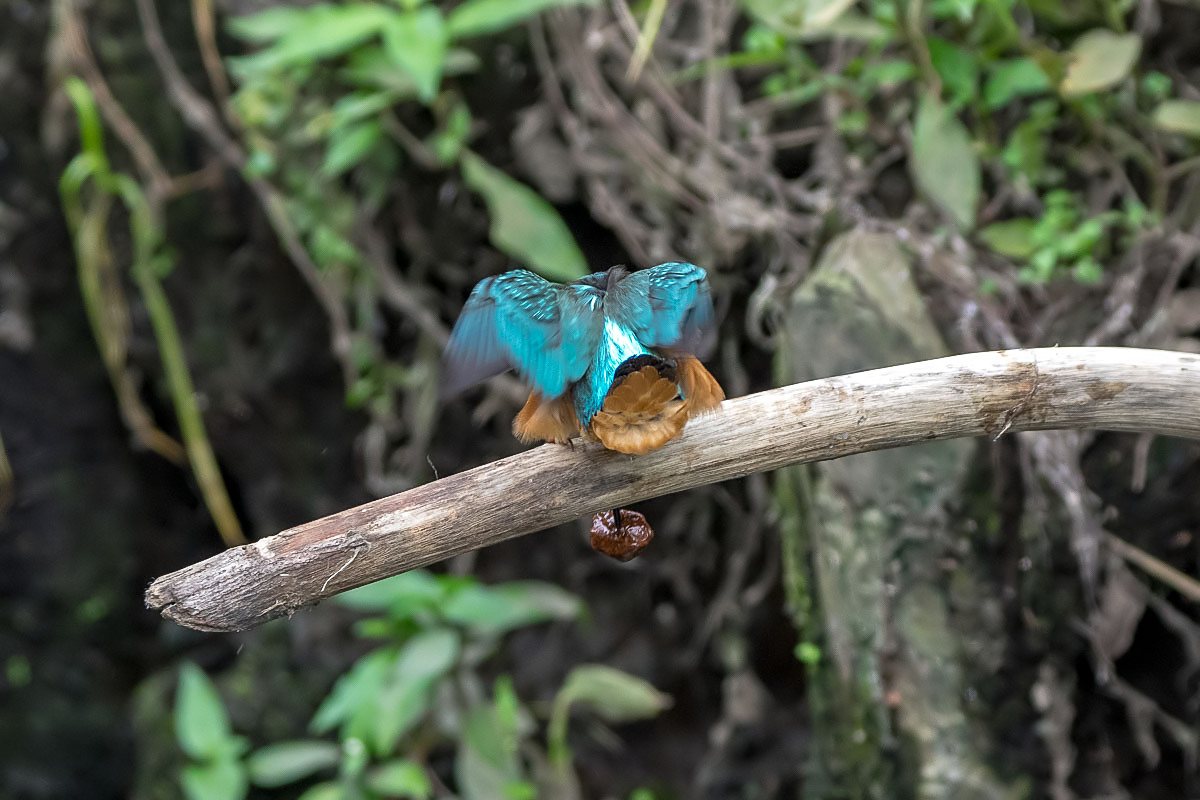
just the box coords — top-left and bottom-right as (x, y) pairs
(146, 347), (1200, 632)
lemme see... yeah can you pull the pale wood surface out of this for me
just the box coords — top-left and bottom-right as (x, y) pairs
(146, 348), (1200, 632)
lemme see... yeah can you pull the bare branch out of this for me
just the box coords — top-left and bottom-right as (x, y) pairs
(146, 348), (1200, 632)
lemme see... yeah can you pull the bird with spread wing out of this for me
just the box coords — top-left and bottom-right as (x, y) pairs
(442, 262), (725, 455)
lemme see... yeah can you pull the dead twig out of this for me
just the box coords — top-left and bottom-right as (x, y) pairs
(1106, 532), (1200, 604)
(189, 0), (230, 118)
(145, 347), (1200, 633)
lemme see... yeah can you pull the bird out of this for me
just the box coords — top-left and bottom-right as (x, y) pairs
(441, 262), (725, 455)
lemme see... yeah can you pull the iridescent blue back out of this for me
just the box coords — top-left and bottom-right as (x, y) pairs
(572, 317), (652, 425)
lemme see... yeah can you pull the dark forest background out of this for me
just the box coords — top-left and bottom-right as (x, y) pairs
(1, 0), (1199, 798)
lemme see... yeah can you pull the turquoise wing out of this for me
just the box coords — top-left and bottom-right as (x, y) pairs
(606, 262), (717, 357)
(442, 269), (603, 398)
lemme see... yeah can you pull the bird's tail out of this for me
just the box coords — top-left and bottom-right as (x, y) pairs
(590, 354), (722, 455)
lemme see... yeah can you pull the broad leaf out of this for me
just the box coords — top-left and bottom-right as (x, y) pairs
(236, 4), (391, 73)
(1060, 30), (1141, 97)
(447, 0), (597, 39)
(175, 664), (236, 761)
(297, 782), (344, 800)
(311, 648), (397, 735)
(331, 91), (400, 130)
(460, 151), (587, 280)
(862, 58), (917, 90)
(984, 58), (1051, 109)
(181, 758), (248, 800)
(383, 7), (448, 103)
(372, 629), (462, 754)
(556, 665), (671, 723)
(979, 219), (1037, 259)
(455, 702), (526, 800)
(335, 570), (446, 614)
(441, 581), (582, 635)
(928, 37), (977, 108)
(343, 46), (480, 94)
(246, 741), (340, 788)
(1153, 100), (1200, 137)
(910, 91), (980, 230)
(548, 665), (669, 764)
(366, 760), (433, 798)
(226, 8), (305, 42)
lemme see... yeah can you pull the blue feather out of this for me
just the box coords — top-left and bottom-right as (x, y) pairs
(442, 270), (601, 398)
(606, 262), (717, 358)
(572, 317), (650, 425)
(443, 262), (718, 426)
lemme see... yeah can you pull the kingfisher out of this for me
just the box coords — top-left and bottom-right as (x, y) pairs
(441, 262), (725, 455)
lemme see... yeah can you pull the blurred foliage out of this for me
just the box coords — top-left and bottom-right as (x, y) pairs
(58, 78), (246, 546)
(171, 572), (667, 800)
(17, 0), (1197, 796)
(719, 0), (1199, 282)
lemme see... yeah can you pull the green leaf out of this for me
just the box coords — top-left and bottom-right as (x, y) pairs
(311, 648), (397, 735)
(861, 58), (916, 90)
(447, 0), (596, 39)
(548, 665), (669, 764)
(244, 148), (276, 178)
(383, 7), (448, 103)
(984, 58), (1051, 110)
(246, 741), (340, 788)
(336, 570), (446, 615)
(342, 46), (480, 94)
(794, 641), (822, 665)
(927, 36), (977, 108)
(226, 8), (306, 42)
(930, 0), (977, 21)
(1072, 257), (1103, 284)
(323, 121), (383, 176)
(63, 78), (108, 169)
(309, 225), (360, 268)
(557, 665), (672, 723)
(429, 101), (473, 166)
(455, 702), (525, 800)
(1059, 30), (1141, 97)
(441, 581), (583, 635)
(1002, 100), (1057, 184)
(332, 91), (400, 130)
(237, 4), (391, 73)
(1153, 100), (1200, 137)
(366, 760), (433, 798)
(1140, 71), (1173, 101)
(1059, 218), (1105, 259)
(979, 219), (1037, 259)
(372, 629), (462, 754)
(910, 91), (980, 230)
(297, 782), (345, 800)
(175, 664), (236, 761)
(460, 151), (587, 280)
(181, 758), (248, 800)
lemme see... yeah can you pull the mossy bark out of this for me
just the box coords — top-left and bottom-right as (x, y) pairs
(776, 232), (1018, 800)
